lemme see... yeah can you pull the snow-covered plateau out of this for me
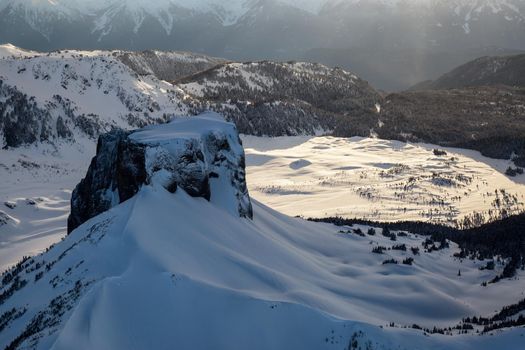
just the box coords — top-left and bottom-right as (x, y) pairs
(2, 132), (524, 271)
(1, 113), (524, 350)
(243, 135), (525, 226)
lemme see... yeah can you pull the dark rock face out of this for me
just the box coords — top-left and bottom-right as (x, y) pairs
(68, 130), (136, 233)
(68, 114), (253, 233)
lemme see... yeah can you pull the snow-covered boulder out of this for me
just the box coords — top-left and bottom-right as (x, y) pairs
(68, 112), (252, 233)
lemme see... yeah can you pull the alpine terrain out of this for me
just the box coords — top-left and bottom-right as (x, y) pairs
(1, 3), (525, 347)
(1, 112), (525, 350)
(1, 0), (524, 89)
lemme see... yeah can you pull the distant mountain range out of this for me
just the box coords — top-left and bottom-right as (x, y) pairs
(1, 0), (524, 90)
(2, 43), (525, 165)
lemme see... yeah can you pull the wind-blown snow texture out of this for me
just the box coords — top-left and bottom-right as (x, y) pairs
(243, 135), (525, 227)
(1, 113), (525, 349)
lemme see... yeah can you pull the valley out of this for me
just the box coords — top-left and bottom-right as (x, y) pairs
(1, 134), (524, 271)
(244, 136), (525, 227)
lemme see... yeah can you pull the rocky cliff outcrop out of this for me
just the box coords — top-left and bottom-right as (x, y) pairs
(68, 112), (252, 233)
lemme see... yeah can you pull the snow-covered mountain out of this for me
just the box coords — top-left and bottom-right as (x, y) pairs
(1, 0), (523, 53)
(1, 112), (524, 350)
(1, 0), (524, 90)
(0, 44), (381, 149)
(178, 61), (381, 135)
(0, 45), (195, 149)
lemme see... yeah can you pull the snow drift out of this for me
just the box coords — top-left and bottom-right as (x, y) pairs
(1, 112), (524, 350)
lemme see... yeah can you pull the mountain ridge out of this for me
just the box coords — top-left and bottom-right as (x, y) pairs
(409, 53), (525, 90)
(2, 0), (524, 90)
(1, 111), (525, 349)
(0, 44), (380, 149)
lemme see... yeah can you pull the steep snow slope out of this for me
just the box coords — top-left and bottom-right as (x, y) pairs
(0, 47), (191, 148)
(1, 114), (525, 350)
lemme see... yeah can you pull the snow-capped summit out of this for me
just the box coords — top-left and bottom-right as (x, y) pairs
(68, 112), (253, 232)
(1, 0), (522, 46)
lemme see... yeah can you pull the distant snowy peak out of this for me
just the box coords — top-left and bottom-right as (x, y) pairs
(0, 43), (38, 58)
(446, 0), (525, 22)
(0, 0), (332, 30)
(323, 0), (524, 15)
(1, 0), (523, 45)
(323, 0), (525, 36)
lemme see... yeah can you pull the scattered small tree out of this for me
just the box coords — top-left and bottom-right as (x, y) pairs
(403, 257), (414, 265)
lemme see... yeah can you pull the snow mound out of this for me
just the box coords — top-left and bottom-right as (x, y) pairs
(2, 185), (525, 349)
(0, 44), (38, 59)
